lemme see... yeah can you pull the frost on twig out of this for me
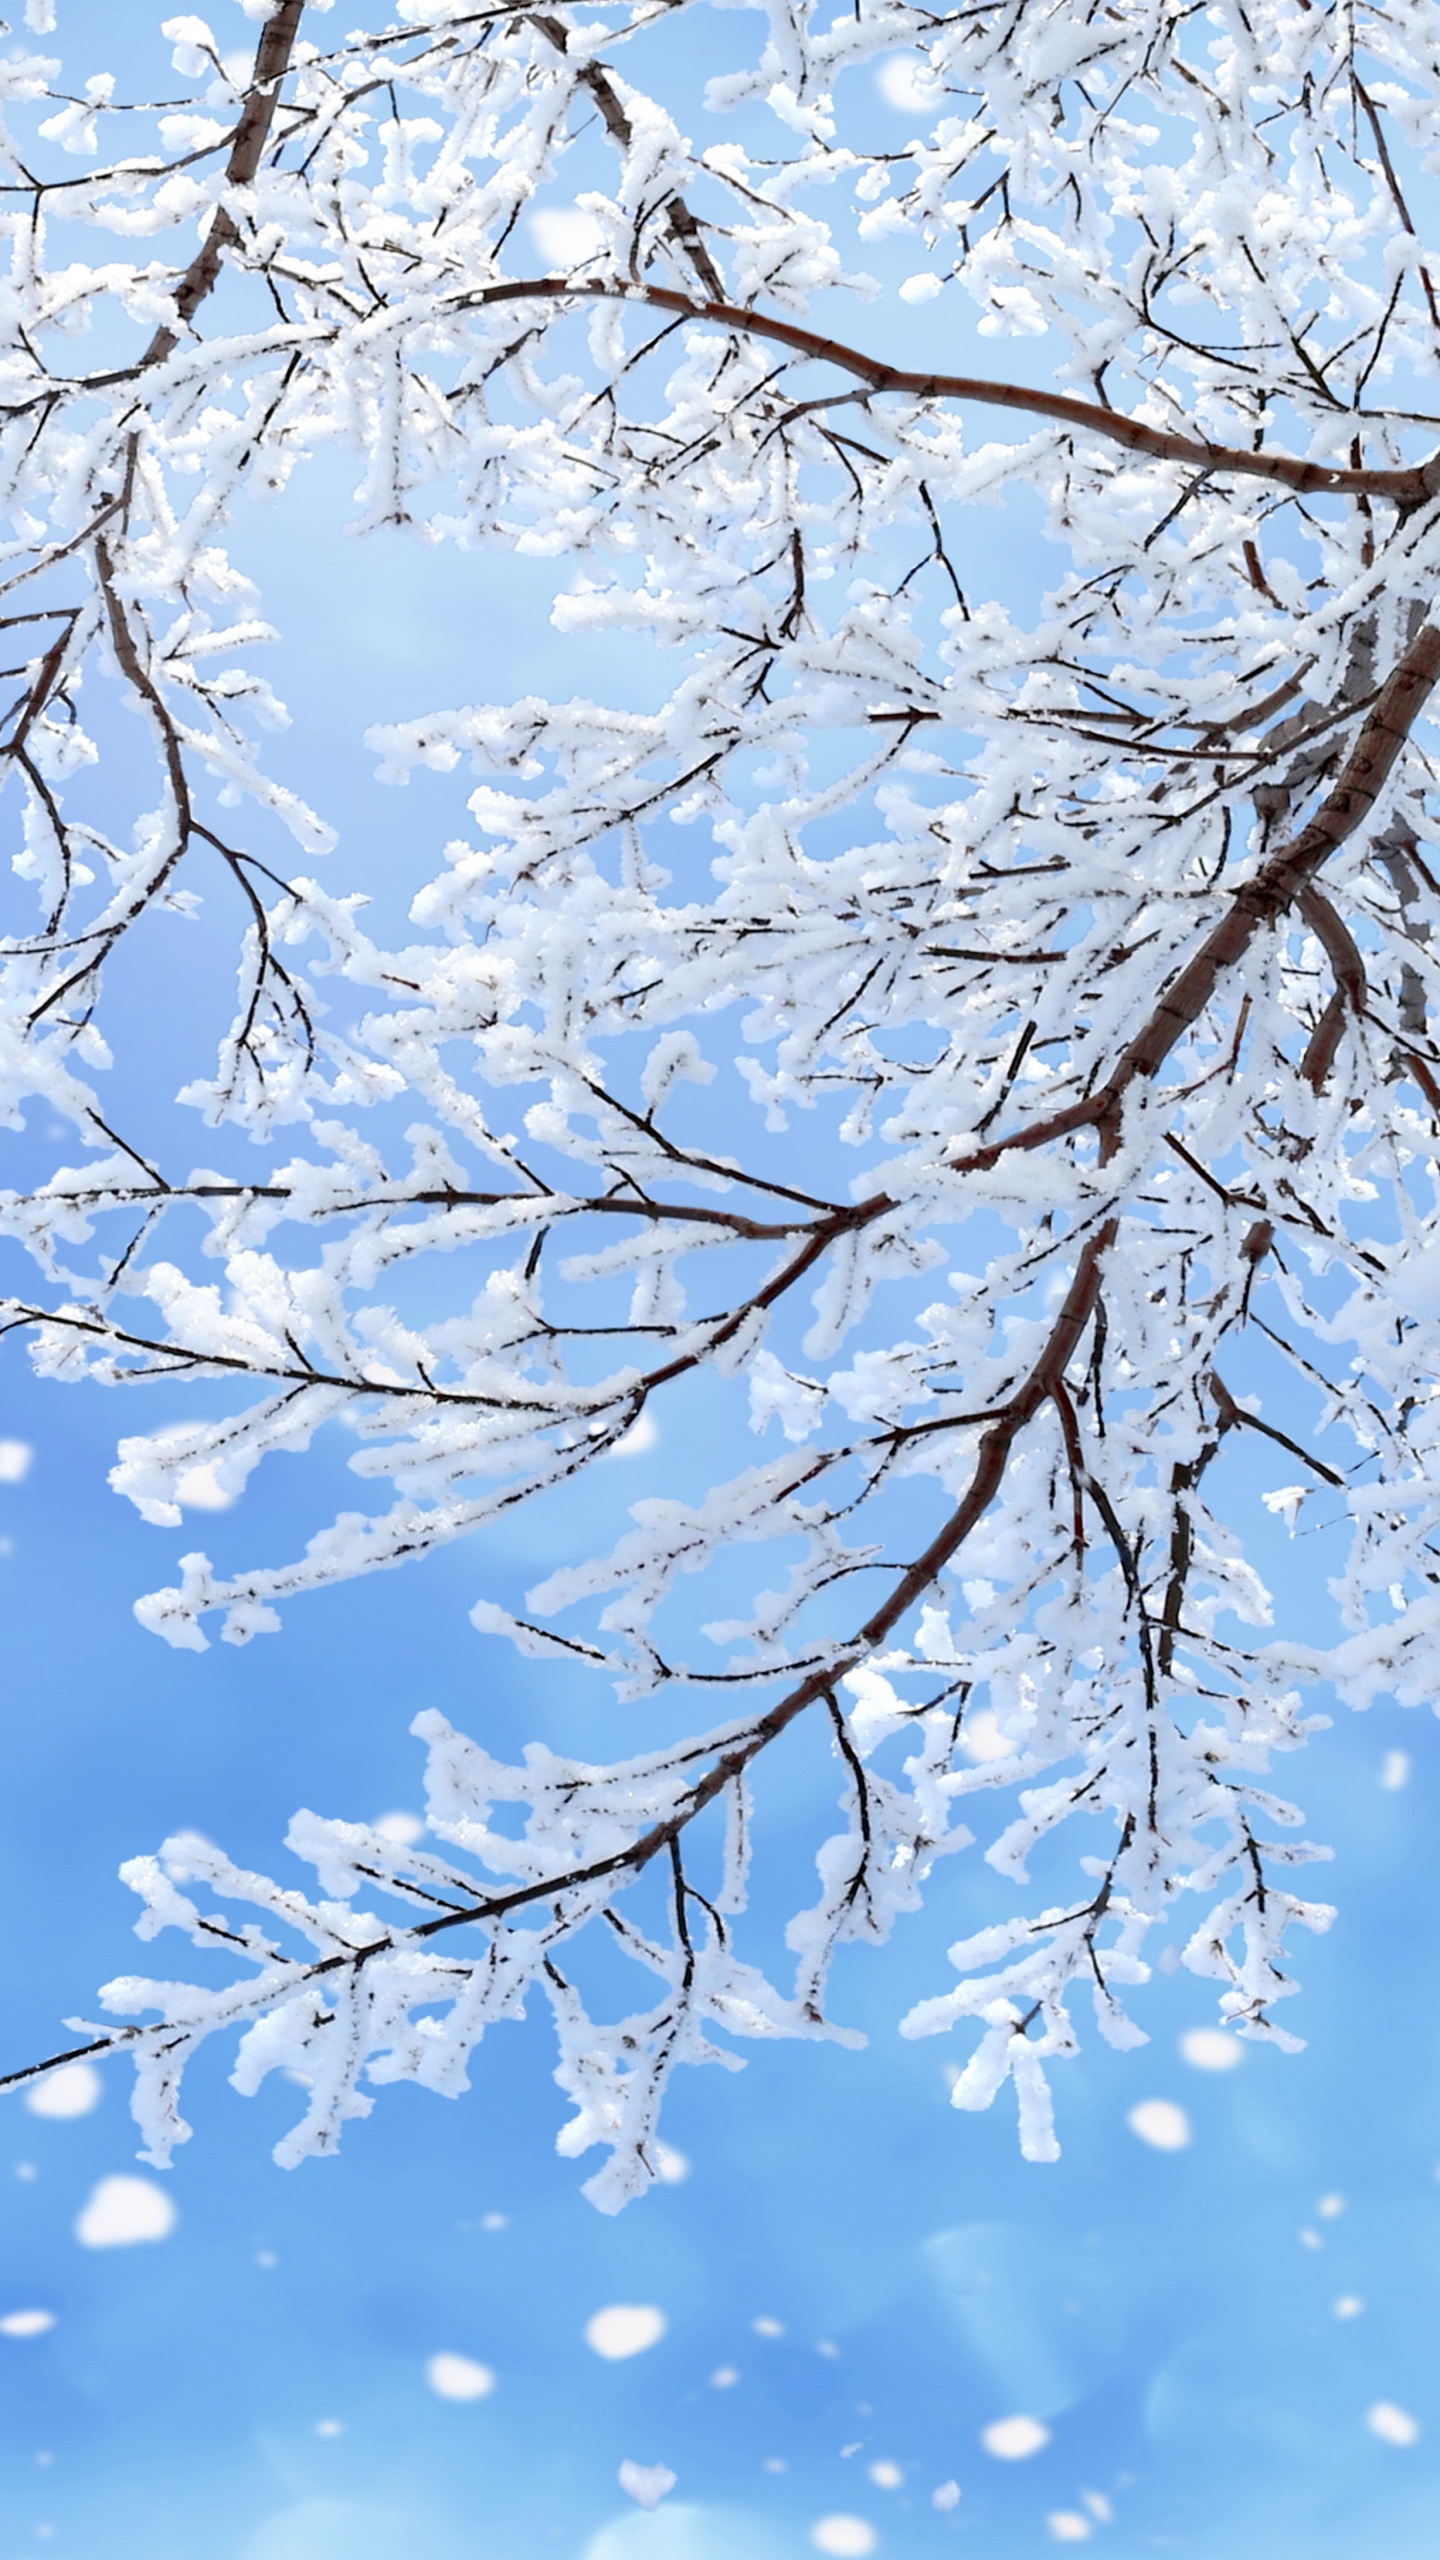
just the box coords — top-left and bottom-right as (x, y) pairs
(1, 0), (1439, 2183)
(21, 1655), (1330, 2192)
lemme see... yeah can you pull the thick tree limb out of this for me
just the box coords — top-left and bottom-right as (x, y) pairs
(954, 619), (1440, 1171)
(473, 278), (1440, 505)
(141, 0), (307, 367)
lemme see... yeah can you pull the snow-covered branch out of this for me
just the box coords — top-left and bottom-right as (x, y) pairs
(3, 0), (1440, 2186)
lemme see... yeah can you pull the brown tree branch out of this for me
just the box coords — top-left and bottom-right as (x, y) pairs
(141, 0), (307, 368)
(1, 1178), (817, 1240)
(953, 619), (1440, 1173)
(469, 279), (1440, 505)
(1298, 885), (1367, 1090)
(534, 18), (726, 300)
(0, 1215), (1116, 2102)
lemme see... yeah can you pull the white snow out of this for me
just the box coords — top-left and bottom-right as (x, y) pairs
(981, 2416), (1050, 2461)
(1179, 2029), (1243, 2074)
(875, 55), (942, 113)
(1127, 2099), (1192, 2151)
(1367, 2402), (1420, 2446)
(25, 2061), (102, 2118)
(426, 2352), (495, 2401)
(618, 2461), (676, 2509)
(175, 1462), (236, 1511)
(373, 1811), (424, 1845)
(811, 2519), (878, 2556)
(530, 208), (605, 267)
(605, 1411), (659, 1460)
(74, 2176), (176, 2248)
(585, 2304), (666, 2360)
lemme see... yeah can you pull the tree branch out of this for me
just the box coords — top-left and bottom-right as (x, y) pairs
(140, 0), (307, 368)
(471, 279), (1440, 505)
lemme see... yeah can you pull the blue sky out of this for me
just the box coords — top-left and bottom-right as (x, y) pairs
(3, 7), (1440, 2557)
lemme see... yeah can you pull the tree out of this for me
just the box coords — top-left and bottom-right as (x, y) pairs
(0, 0), (1437, 2207)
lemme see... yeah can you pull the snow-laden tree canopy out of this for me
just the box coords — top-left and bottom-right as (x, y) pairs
(3, 0), (1440, 2202)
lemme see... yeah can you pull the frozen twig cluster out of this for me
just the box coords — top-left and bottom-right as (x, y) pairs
(4, 0), (1440, 2195)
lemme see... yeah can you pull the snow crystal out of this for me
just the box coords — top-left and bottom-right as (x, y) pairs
(1368, 2402), (1420, 2447)
(25, 2061), (102, 2118)
(1126, 2099), (1192, 2151)
(426, 2352), (495, 2401)
(980, 2416), (1050, 2460)
(585, 2303), (667, 2360)
(605, 1412), (659, 1460)
(1178, 2029), (1243, 2074)
(530, 208), (605, 266)
(74, 2176), (176, 2248)
(174, 1463), (236, 1512)
(811, 2520), (878, 2557)
(618, 2461), (676, 2509)
(875, 56), (941, 114)
(373, 1811), (424, 1846)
